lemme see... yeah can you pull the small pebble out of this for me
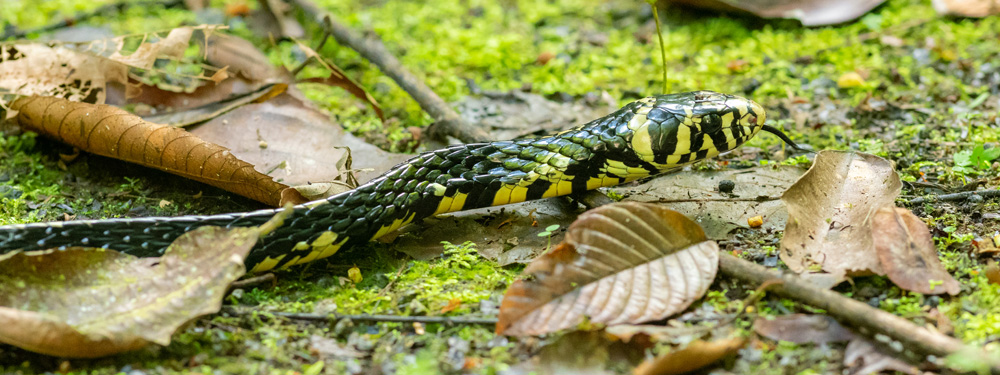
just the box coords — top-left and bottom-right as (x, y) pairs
(719, 179), (736, 193)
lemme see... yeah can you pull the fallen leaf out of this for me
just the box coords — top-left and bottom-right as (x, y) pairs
(633, 337), (747, 375)
(497, 202), (719, 336)
(932, 0), (1000, 17)
(838, 72), (867, 88)
(10, 95), (290, 206)
(141, 83), (287, 128)
(872, 206), (960, 295)
(0, 212), (282, 357)
(753, 314), (854, 344)
(308, 335), (364, 360)
(664, 0), (887, 26)
(611, 166), (803, 239)
(441, 298), (462, 314)
(189, 91), (409, 187)
(984, 261), (1000, 285)
(780, 151), (902, 279)
(844, 337), (919, 375)
(347, 266), (362, 284)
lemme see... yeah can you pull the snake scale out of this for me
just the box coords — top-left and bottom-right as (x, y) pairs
(0, 91), (782, 272)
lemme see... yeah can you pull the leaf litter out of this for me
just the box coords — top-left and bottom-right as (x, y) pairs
(0, 208), (290, 358)
(497, 202), (718, 336)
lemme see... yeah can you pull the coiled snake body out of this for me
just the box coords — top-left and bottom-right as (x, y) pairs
(0, 91), (768, 272)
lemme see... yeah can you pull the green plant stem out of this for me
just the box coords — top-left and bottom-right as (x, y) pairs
(652, 4), (668, 93)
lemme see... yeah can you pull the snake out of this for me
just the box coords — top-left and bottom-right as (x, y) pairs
(0, 91), (796, 272)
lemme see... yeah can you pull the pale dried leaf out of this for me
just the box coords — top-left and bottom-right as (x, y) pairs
(0, 224), (263, 358)
(933, 0), (1000, 17)
(107, 27), (193, 70)
(754, 314), (854, 344)
(844, 338), (919, 375)
(633, 337), (747, 375)
(779, 151), (902, 278)
(189, 92), (409, 186)
(873, 206), (960, 295)
(0, 44), (128, 104)
(498, 203), (719, 336)
(666, 0), (887, 26)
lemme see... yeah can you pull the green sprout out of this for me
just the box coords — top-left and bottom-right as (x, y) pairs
(537, 224), (562, 252)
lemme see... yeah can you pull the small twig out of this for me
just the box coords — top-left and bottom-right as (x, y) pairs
(908, 189), (1000, 205)
(717, 253), (1000, 373)
(1, 0), (183, 40)
(287, 0), (489, 144)
(225, 307), (497, 326)
(228, 273), (277, 291)
(655, 196), (782, 203)
(289, 28), (332, 77)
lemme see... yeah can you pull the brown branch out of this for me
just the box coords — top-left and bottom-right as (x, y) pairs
(287, 0), (489, 144)
(718, 253), (1000, 373)
(224, 307), (497, 325)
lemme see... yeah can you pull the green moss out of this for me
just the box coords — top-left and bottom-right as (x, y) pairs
(942, 275), (1000, 344)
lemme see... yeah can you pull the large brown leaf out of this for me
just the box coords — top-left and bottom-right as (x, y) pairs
(872, 206), (960, 295)
(8, 95), (299, 206)
(0, 211), (286, 358)
(779, 151), (902, 279)
(497, 202), (719, 336)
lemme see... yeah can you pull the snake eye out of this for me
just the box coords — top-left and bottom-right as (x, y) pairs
(746, 114), (758, 125)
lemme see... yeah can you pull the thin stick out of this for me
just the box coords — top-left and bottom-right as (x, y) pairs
(908, 189), (1000, 205)
(287, 0), (489, 144)
(717, 253), (1000, 372)
(226, 307), (498, 326)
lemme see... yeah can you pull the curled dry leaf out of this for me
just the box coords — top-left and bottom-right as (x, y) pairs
(141, 83), (289, 128)
(873, 206), (960, 295)
(844, 338), (919, 375)
(0, 210), (287, 358)
(633, 337), (747, 375)
(753, 314), (854, 344)
(666, 0), (886, 26)
(497, 202), (719, 336)
(9, 95), (290, 206)
(780, 151), (902, 279)
(0, 26), (209, 105)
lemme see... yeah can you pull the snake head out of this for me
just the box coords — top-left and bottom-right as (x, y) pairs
(627, 90), (766, 171)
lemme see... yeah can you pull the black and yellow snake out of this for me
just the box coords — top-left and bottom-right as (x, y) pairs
(0, 91), (789, 272)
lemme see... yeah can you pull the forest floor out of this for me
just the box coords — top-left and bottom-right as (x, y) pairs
(1, 0), (999, 374)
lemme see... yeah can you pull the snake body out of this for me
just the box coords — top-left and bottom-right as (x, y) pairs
(0, 91), (766, 272)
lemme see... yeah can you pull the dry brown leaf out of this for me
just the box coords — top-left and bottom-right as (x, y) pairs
(780, 151), (902, 279)
(189, 92), (409, 186)
(0, 44), (127, 104)
(0, 210), (286, 358)
(665, 0), (886, 26)
(141, 83), (288, 128)
(199, 32), (285, 83)
(753, 314), (854, 344)
(872, 206), (960, 295)
(497, 202), (719, 336)
(9, 95), (290, 206)
(1, 26), (212, 105)
(984, 261), (1000, 285)
(633, 337), (747, 375)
